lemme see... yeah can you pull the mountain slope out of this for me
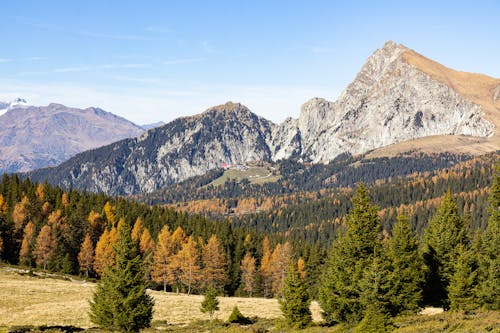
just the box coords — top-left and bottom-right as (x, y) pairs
(0, 102), (144, 173)
(29, 102), (274, 194)
(272, 41), (497, 162)
(28, 41), (499, 195)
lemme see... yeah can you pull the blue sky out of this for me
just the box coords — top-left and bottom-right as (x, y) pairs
(0, 1), (499, 124)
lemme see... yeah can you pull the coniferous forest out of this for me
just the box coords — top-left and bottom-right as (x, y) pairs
(0, 153), (498, 330)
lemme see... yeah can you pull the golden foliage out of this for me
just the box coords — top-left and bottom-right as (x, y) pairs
(77, 234), (94, 277)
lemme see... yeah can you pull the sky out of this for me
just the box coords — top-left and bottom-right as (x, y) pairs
(0, 1), (499, 125)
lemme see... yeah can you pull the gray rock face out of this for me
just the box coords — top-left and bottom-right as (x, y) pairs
(270, 41), (495, 162)
(0, 103), (144, 173)
(28, 41), (498, 195)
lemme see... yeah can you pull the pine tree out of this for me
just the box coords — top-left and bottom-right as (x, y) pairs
(89, 222), (154, 332)
(448, 244), (479, 311)
(319, 184), (381, 324)
(423, 191), (468, 308)
(476, 165), (500, 309)
(200, 286), (219, 321)
(279, 266), (312, 328)
(386, 215), (425, 315)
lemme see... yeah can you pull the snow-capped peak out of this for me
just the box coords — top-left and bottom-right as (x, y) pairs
(0, 98), (29, 116)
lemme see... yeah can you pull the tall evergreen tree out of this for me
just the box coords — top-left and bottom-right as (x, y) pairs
(319, 184), (381, 324)
(386, 215), (425, 315)
(279, 266), (312, 329)
(476, 165), (500, 309)
(423, 191), (467, 308)
(448, 244), (479, 311)
(89, 222), (154, 332)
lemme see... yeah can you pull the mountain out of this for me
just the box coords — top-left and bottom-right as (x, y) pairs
(141, 121), (166, 130)
(273, 41), (498, 162)
(28, 41), (500, 195)
(29, 102), (274, 194)
(0, 102), (144, 173)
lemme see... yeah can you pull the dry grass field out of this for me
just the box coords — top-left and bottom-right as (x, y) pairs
(1, 266), (498, 332)
(0, 266), (321, 329)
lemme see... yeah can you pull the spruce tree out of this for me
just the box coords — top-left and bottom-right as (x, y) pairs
(386, 215), (425, 315)
(476, 165), (500, 309)
(319, 184), (381, 324)
(200, 286), (219, 321)
(89, 222), (154, 332)
(279, 266), (312, 328)
(448, 244), (479, 311)
(423, 191), (467, 308)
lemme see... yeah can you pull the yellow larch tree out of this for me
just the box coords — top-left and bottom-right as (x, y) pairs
(240, 252), (257, 297)
(19, 221), (35, 266)
(202, 234), (227, 290)
(270, 242), (293, 297)
(151, 225), (173, 292)
(33, 225), (57, 270)
(177, 235), (200, 295)
(260, 237), (273, 297)
(78, 234), (94, 277)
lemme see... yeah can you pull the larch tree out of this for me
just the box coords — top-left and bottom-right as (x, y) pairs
(202, 234), (227, 291)
(139, 228), (155, 256)
(260, 237), (273, 297)
(88, 211), (105, 245)
(19, 221), (35, 266)
(33, 225), (57, 270)
(319, 183), (381, 324)
(151, 225), (173, 292)
(94, 229), (116, 276)
(103, 201), (116, 227)
(12, 195), (30, 232)
(270, 242), (293, 298)
(177, 235), (200, 295)
(240, 252), (257, 297)
(78, 234), (95, 278)
(423, 191), (468, 308)
(131, 217), (144, 242)
(89, 222), (154, 332)
(386, 215), (425, 315)
(297, 257), (306, 280)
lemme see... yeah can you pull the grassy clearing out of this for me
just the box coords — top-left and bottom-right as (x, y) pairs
(0, 267), (320, 329)
(1, 266), (498, 332)
(210, 165), (280, 186)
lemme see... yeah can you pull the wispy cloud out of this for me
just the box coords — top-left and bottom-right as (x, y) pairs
(78, 31), (161, 41)
(54, 63), (151, 73)
(311, 46), (336, 54)
(163, 58), (206, 65)
(106, 75), (166, 85)
(0, 58), (12, 63)
(145, 26), (171, 33)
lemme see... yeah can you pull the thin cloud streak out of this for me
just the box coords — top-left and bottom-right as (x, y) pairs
(163, 58), (206, 65)
(78, 31), (164, 41)
(54, 63), (151, 73)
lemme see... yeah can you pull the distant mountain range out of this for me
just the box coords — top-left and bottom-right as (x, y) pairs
(28, 41), (500, 195)
(0, 101), (144, 173)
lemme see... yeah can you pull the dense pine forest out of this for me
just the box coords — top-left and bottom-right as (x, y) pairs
(0, 152), (498, 330)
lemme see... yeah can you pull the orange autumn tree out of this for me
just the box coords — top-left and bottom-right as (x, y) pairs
(88, 211), (105, 245)
(19, 221), (35, 266)
(93, 227), (119, 276)
(260, 237), (273, 297)
(78, 234), (94, 277)
(12, 196), (30, 232)
(270, 242), (293, 298)
(34, 225), (57, 270)
(166, 227), (187, 293)
(151, 225), (173, 292)
(177, 235), (200, 295)
(202, 234), (227, 291)
(240, 252), (257, 297)
(131, 217), (144, 242)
